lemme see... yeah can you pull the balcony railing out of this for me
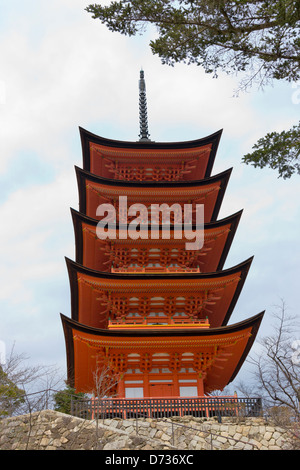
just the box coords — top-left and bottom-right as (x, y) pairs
(108, 317), (210, 329)
(111, 267), (201, 273)
(71, 396), (262, 421)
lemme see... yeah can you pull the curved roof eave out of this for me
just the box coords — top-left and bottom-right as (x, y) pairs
(66, 256), (253, 327)
(75, 164), (232, 188)
(79, 126), (223, 178)
(70, 206), (243, 230)
(79, 126), (223, 150)
(65, 255), (253, 282)
(60, 310), (264, 340)
(61, 311), (264, 390)
(70, 207), (243, 272)
(76, 165), (232, 222)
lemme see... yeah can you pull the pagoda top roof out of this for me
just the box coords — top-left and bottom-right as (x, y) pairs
(79, 126), (223, 150)
(79, 127), (222, 180)
(61, 311), (264, 394)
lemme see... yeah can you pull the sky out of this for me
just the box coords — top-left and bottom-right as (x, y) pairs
(0, 0), (299, 391)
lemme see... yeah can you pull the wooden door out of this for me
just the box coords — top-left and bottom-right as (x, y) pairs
(149, 383), (174, 397)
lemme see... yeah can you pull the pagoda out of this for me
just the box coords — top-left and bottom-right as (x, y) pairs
(61, 70), (264, 399)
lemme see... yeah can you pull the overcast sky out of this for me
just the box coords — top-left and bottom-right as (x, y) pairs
(0, 0), (299, 389)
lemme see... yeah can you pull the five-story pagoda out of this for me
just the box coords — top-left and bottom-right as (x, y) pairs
(61, 71), (264, 400)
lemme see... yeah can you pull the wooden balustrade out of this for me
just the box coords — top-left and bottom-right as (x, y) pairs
(71, 396), (262, 420)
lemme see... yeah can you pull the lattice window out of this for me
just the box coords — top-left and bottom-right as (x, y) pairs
(104, 352), (127, 374)
(139, 353), (153, 373)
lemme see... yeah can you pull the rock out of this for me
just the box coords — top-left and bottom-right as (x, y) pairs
(264, 431), (273, 441)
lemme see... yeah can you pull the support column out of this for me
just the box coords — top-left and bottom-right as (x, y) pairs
(173, 371), (180, 397)
(143, 373), (149, 398)
(117, 376), (125, 398)
(197, 374), (204, 396)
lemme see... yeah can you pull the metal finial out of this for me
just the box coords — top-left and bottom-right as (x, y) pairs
(138, 69), (151, 141)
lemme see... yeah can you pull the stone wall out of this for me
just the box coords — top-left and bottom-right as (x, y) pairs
(0, 410), (293, 450)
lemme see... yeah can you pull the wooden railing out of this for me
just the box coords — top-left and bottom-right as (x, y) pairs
(108, 317), (210, 329)
(71, 396), (262, 420)
(111, 267), (201, 273)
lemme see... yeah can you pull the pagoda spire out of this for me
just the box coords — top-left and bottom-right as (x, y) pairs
(138, 69), (151, 141)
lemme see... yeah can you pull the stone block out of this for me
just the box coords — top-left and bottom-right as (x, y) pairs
(244, 444), (253, 450)
(264, 431), (272, 441)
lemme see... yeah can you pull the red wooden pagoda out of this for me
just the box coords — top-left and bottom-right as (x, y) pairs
(61, 71), (264, 399)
